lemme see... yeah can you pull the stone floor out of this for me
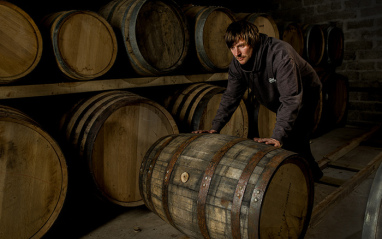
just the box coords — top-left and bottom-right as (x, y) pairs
(42, 125), (382, 239)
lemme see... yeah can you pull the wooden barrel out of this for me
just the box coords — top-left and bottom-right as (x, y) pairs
(302, 24), (325, 66)
(99, 0), (189, 76)
(316, 71), (348, 133)
(0, 106), (67, 239)
(235, 13), (280, 39)
(183, 6), (235, 72)
(163, 83), (248, 138)
(362, 161), (382, 239)
(280, 22), (304, 56)
(60, 90), (178, 206)
(139, 133), (314, 239)
(41, 10), (118, 80)
(321, 25), (344, 67)
(0, 1), (43, 84)
(256, 95), (322, 138)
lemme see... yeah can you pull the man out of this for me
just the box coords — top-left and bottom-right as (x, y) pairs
(192, 20), (323, 181)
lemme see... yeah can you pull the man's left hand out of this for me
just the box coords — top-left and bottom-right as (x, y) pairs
(253, 138), (281, 147)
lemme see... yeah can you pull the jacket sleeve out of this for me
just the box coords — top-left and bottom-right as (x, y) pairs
(211, 62), (246, 132)
(271, 58), (303, 143)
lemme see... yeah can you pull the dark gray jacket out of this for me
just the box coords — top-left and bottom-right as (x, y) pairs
(211, 34), (322, 143)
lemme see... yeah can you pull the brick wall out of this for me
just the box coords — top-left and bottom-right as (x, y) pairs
(271, 0), (382, 127)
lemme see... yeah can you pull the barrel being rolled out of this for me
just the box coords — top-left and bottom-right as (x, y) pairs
(183, 5), (235, 72)
(0, 1), (43, 84)
(60, 90), (178, 206)
(42, 10), (118, 80)
(0, 106), (67, 238)
(99, 0), (189, 76)
(163, 83), (248, 138)
(140, 133), (314, 239)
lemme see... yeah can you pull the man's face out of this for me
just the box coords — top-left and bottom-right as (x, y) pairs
(230, 39), (253, 65)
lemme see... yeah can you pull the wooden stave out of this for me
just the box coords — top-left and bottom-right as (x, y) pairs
(42, 10), (118, 80)
(99, 0), (190, 76)
(140, 133), (314, 239)
(0, 1), (43, 84)
(0, 107), (67, 239)
(61, 90), (179, 206)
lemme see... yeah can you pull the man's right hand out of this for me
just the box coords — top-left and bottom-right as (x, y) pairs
(191, 129), (218, 134)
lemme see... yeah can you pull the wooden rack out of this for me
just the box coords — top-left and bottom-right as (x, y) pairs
(0, 73), (228, 99)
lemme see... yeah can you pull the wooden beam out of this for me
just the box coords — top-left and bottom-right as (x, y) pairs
(310, 151), (382, 227)
(0, 73), (228, 99)
(318, 125), (381, 169)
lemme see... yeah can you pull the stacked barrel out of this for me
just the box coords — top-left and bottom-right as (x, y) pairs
(0, 0), (347, 238)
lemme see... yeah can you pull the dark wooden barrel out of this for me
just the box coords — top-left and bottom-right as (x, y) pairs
(235, 13), (280, 39)
(0, 1), (43, 84)
(0, 105), (67, 238)
(316, 71), (348, 133)
(60, 90), (178, 206)
(321, 25), (344, 67)
(140, 133), (314, 239)
(163, 83), (248, 138)
(362, 161), (382, 239)
(280, 22), (304, 56)
(302, 24), (325, 66)
(99, 0), (189, 76)
(183, 6), (235, 72)
(41, 10), (118, 80)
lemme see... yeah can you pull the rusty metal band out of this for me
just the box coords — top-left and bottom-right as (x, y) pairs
(197, 137), (247, 239)
(248, 150), (297, 239)
(162, 134), (204, 228)
(231, 145), (279, 239)
(140, 135), (178, 213)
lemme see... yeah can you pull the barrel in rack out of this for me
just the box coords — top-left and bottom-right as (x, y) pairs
(280, 22), (304, 56)
(0, 106), (67, 239)
(60, 90), (178, 206)
(140, 133), (314, 239)
(41, 10), (118, 80)
(302, 24), (325, 66)
(163, 83), (248, 138)
(235, 13), (280, 39)
(99, 0), (189, 76)
(183, 5), (235, 72)
(0, 1), (43, 84)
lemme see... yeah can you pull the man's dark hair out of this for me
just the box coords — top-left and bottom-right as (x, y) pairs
(225, 20), (259, 49)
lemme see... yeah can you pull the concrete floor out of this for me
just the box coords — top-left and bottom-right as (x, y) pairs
(42, 125), (382, 239)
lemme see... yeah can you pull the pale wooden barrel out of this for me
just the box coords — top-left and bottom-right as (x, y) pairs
(60, 91), (178, 206)
(99, 0), (189, 76)
(183, 6), (235, 72)
(0, 1), (43, 84)
(280, 22), (304, 56)
(302, 24), (325, 66)
(41, 10), (118, 80)
(140, 133), (314, 239)
(0, 106), (67, 239)
(235, 13), (280, 39)
(163, 83), (248, 138)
